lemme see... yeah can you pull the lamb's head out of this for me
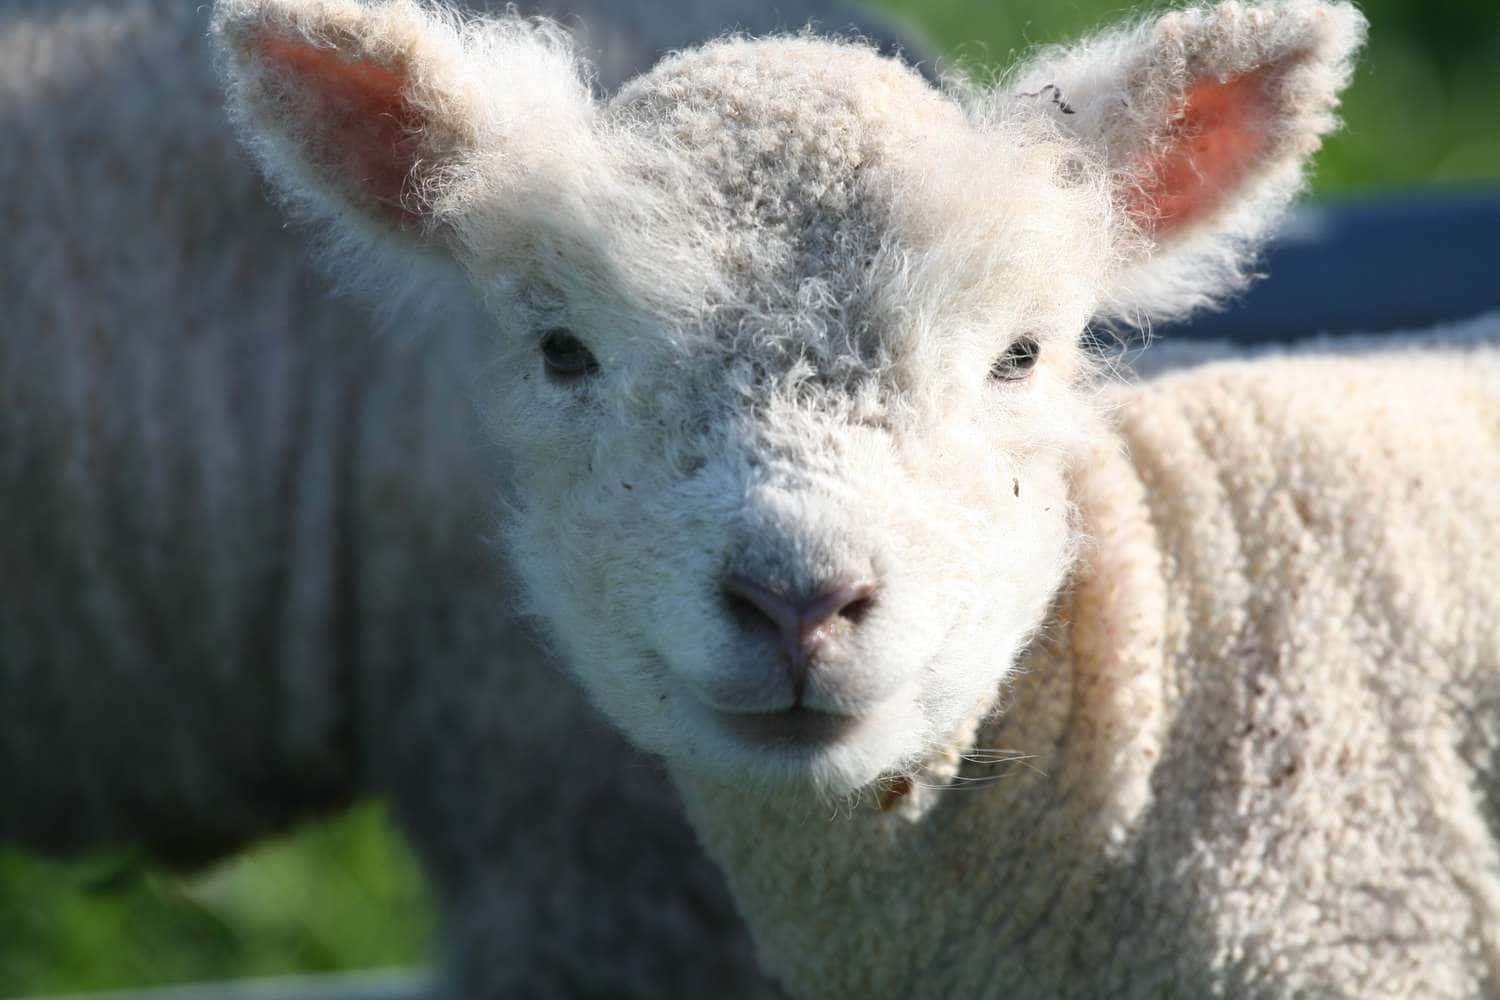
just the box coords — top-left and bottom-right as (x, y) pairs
(216, 0), (1363, 795)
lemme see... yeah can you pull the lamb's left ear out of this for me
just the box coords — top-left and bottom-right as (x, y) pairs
(1004, 0), (1366, 323)
(213, 0), (595, 249)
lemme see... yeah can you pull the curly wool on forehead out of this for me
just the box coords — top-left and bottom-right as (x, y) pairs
(606, 37), (967, 269)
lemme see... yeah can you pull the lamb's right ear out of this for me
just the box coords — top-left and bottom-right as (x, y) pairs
(213, 0), (595, 247)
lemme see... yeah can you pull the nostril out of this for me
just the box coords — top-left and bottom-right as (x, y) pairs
(721, 575), (877, 663)
(721, 576), (801, 641)
(803, 580), (877, 630)
(835, 587), (876, 626)
(722, 587), (779, 638)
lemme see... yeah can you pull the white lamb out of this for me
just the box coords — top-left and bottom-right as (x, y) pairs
(213, 0), (1500, 995)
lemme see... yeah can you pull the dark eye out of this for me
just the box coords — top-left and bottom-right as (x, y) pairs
(539, 328), (599, 379)
(990, 336), (1040, 382)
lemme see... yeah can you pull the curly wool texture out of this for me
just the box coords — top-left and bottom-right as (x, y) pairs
(683, 330), (1500, 998)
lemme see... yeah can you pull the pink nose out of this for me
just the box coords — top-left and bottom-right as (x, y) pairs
(721, 575), (877, 695)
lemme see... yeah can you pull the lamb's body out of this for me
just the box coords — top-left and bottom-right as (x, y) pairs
(2, 0), (397, 855)
(686, 338), (1500, 998)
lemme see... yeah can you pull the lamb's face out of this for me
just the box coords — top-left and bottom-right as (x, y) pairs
(458, 40), (1113, 793)
(219, 0), (1364, 794)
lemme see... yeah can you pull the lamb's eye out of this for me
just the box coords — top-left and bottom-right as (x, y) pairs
(539, 328), (599, 379)
(990, 337), (1040, 382)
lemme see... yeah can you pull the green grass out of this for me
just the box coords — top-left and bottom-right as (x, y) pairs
(6, 2), (1499, 997)
(1, 804), (433, 996)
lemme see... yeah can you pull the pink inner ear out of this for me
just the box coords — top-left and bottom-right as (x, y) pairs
(257, 35), (424, 224)
(1130, 67), (1275, 238)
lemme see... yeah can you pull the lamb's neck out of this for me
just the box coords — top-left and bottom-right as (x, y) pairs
(670, 440), (1178, 999)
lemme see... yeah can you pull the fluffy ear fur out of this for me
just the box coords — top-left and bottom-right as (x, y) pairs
(1000, 0), (1366, 325)
(213, 0), (595, 248)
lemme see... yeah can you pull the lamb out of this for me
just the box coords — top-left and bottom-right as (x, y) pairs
(207, 0), (1500, 995)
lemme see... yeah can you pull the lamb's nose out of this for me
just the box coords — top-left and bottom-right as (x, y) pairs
(721, 575), (877, 692)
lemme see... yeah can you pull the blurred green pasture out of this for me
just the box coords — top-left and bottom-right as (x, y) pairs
(5, 1), (1498, 996)
(1, 804), (431, 995)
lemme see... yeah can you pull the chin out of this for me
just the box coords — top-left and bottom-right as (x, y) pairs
(671, 686), (930, 797)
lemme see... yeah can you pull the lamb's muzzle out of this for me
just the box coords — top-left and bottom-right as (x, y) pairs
(720, 575), (877, 699)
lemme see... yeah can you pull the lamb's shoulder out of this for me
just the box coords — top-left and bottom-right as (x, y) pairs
(1089, 343), (1500, 997)
(1115, 341), (1500, 692)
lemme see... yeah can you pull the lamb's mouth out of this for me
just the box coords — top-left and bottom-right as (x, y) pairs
(710, 706), (860, 748)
